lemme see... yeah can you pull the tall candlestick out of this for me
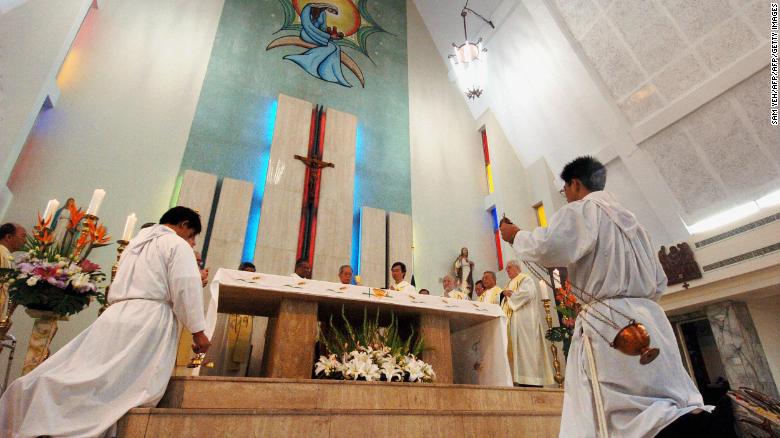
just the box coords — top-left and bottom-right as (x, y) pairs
(86, 189), (106, 216)
(552, 269), (561, 289)
(42, 199), (59, 224)
(121, 213), (137, 241)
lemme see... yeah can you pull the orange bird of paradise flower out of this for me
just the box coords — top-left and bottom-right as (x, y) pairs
(34, 213), (52, 232)
(67, 204), (86, 230)
(88, 222), (111, 245)
(34, 229), (55, 245)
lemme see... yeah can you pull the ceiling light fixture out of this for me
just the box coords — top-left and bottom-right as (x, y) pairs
(449, 1), (495, 100)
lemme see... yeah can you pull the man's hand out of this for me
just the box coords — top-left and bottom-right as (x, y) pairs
(502, 290), (513, 298)
(199, 268), (209, 287)
(192, 331), (211, 354)
(499, 221), (521, 244)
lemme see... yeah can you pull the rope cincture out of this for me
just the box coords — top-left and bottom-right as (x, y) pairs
(521, 260), (632, 346)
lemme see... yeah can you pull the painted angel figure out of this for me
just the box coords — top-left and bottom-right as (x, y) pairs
(454, 247), (474, 293)
(284, 3), (352, 87)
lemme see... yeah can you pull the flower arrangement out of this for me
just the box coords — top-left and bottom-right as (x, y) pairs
(545, 280), (580, 357)
(315, 307), (435, 383)
(0, 201), (110, 317)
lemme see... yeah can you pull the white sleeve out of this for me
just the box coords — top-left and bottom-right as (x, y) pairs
(168, 242), (206, 334)
(511, 202), (598, 267)
(507, 277), (535, 312)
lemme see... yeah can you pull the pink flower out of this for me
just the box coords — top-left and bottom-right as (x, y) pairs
(79, 259), (100, 273)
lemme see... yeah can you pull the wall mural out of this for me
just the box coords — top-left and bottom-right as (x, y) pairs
(266, 0), (387, 88)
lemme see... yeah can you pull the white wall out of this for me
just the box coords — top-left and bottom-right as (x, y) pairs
(0, 0), (224, 382)
(407, 0), (496, 294)
(0, 0), (91, 185)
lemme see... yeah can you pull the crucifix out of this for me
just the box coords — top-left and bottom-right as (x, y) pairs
(294, 105), (335, 267)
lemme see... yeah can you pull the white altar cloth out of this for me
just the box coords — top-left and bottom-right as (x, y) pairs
(205, 269), (512, 386)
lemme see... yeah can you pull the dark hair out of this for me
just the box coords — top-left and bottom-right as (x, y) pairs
(0, 223), (16, 240)
(295, 258), (309, 268)
(338, 265), (352, 274)
(239, 261), (256, 270)
(419, 289), (430, 294)
(391, 261), (406, 274)
(159, 206), (202, 234)
(560, 156), (607, 191)
(483, 271), (496, 281)
(475, 280), (484, 287)
(140, 222), (156, 229)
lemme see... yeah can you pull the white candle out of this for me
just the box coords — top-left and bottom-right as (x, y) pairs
(121, 213), (137, 241)
(540, 280), (551, 301)
(42, 199), (60, 224)
(552, 269), (561, 289)
(86, 189), (106, 216)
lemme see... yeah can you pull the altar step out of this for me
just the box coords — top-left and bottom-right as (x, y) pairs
(117, 376), (563, 437)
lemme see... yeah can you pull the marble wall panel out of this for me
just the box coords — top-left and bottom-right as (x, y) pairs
(387, 212), (414, 285)
(706, 301), (778, 397)
(311, 108), (357, 282)
(177, 169), (217, 253)
(253, 94), (312, 275)
(359, 207), (386, 289)
(205, 177), (253, 274)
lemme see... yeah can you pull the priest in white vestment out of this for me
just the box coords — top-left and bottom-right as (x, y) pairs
(478, 271), (502, 304)
(389, 261), (416, 294)
(501, 260), (553, 386)
(442, 274), (469, 300)
(0, 207), (211, 438)
(291, 259), (312, 279)
(500, 156), (710, 438)
(1, 223), (26, 329)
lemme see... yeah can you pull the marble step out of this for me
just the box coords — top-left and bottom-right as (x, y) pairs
(157, 376), (563, 412)
(116, 377), (564, 437)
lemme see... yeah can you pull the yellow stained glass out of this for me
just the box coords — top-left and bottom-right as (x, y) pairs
(536, 204), (548, 227)
(486, 164), (495, 193)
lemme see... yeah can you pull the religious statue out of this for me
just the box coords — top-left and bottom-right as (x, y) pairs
(52, 198), (75, 244)
(454, 247), (474, 293)
(658, 243), (702, 288)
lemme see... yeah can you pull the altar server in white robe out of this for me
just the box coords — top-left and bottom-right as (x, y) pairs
(0, 206), (211, 438)
(501, 260), (553, 387)
(389, 261), (416, 294)
(499, 156), (720, 438)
